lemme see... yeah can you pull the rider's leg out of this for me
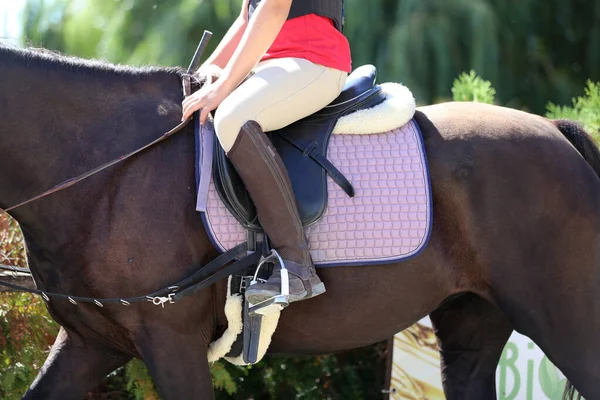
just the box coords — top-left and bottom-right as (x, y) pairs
(214, 57), (347, 304)
(214, 57), (347, 151)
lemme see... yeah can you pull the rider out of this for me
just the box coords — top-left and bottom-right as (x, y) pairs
(181, 0), (351, 309)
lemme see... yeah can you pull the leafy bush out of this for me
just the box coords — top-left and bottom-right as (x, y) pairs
(125, 359), (160, 400)
(451, 70), (496, 104)
(546, 80), (600, 139)
(214, 343), (388, 400)
(0, 214), (58, 400)
(211, 361), (238, 396)
(0, 293), (59, 400)
(0, 214), (26, 268)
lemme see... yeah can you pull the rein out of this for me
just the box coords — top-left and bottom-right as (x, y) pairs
(0, 99), (258, 306)
(1, 30), (214, 214)
(0, 32), (255, 308)
(1, 118), (191, 213)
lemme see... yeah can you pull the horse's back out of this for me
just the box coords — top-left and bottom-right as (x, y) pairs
(417, 101), (562, 141)
(417, 100), (600, 244)
(415, 101), (599, 194)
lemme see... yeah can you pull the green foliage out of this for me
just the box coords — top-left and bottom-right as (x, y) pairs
(0, 214), (59, 400)
(452, 70), (496, 104)
(20, 0), (600, 113)
(125, 359), (160, 400)
(112, 343), (387, 399)
(211, 361), (238, 395)
(0, 214), (26, 268)
(213, 343), (387, 399)
(546, 80), (600, 139)
(22, 0), (240, 67)
(0, 293), (59, 400)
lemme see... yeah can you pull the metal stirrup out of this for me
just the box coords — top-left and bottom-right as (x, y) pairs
(247, 249), (290, 316)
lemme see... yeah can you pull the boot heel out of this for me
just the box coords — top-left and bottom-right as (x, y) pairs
(306, 282), (326, 299)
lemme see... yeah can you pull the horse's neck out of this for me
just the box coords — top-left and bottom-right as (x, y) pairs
(0, 48), (185, 262)
(1, 55), (179, 200)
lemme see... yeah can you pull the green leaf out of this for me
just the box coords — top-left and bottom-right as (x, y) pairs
(451, 70), (496, 104)
(546, 80), (600, 140)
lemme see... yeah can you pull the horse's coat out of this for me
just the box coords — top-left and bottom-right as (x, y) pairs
(0, 44), (598, 400)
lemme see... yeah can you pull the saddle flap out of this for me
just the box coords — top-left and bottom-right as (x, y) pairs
(212, 129), (327, 230)
(213, 142), (258, 230)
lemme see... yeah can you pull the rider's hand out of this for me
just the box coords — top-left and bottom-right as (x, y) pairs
(196, 64), (222, 86)
(181, 78), (233, 124)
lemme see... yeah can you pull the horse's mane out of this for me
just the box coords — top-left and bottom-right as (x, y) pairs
(0, 41), (183, 78)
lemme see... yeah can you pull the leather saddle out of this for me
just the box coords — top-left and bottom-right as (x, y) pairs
(213, 65), (386, 231)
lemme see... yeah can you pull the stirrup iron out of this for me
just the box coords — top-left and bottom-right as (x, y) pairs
(247, 249), (289, 316)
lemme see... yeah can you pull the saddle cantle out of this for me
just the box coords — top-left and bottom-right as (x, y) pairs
(213, 65), (386, 231)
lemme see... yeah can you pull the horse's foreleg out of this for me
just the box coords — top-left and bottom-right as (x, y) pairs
(135, 325), (214, 400)
(22, 327), (131, 400)
(430, 293), (513, 400)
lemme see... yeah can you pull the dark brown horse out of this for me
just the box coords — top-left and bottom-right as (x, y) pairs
(1, 44), (598, 400)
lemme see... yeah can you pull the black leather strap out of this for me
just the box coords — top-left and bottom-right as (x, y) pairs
(0, 242), (259, 307)
(172, 248), (262, 301)
(280, 136), (355, 197)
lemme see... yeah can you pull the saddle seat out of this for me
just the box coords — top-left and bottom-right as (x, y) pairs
(213, 65), (386, 231)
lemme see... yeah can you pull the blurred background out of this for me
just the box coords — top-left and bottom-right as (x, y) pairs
(0, 0), (599, 399)
(2, 0), (599, 112)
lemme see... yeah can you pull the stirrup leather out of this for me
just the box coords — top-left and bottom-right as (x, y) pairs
(247, 249), (290, 316)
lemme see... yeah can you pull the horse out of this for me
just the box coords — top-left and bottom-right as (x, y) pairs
(0, 44), (597, 400)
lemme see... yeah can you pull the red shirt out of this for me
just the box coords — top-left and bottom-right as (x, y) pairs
(261, 14), (352, 73)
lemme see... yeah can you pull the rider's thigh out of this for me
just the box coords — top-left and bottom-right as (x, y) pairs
(214, 57), (346, 152)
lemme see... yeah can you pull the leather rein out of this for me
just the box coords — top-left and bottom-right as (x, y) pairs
(1, 117), (190, 213)
(0, 32), (260, 308)
(3, 30), (213, 214)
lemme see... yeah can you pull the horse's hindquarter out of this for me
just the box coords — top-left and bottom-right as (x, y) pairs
(415, 103), (600, 395)
(416, 102), (600, 302)
(270, 102), (600, 356)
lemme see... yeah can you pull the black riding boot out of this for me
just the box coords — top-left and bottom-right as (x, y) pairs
(227, 121), (326, 308)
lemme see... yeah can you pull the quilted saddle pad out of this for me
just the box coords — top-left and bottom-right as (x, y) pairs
(200, 118), (432, 267)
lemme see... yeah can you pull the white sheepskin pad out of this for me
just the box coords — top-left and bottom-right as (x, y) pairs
(207, 277), (281, 365)
(224, 310), (280, 366)
(207, 278), (243, 363)
(332, 82), (416, 135)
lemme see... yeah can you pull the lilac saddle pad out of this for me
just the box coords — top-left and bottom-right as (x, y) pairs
(196, 119), (432, 267)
